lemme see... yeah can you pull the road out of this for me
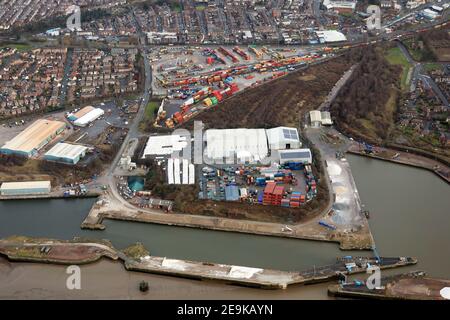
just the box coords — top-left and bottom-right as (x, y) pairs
(396, 40), (449, 107)
(103, 11), (153, 197)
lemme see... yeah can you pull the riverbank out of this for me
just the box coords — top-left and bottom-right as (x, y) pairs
(328, 271), (450, 300)
(348, 145), (450, 184)
(81, 192), (373, 250)
(0, 237), (416, 290)
(0, 191), (100, 201)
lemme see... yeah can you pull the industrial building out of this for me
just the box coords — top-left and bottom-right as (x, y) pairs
(73, 107), (105, 127)
(310, 110), (333, 127)
(0, 181), (51, 196)
(316, 30), (347, 43)
(204, 127), (301, 164)
(277, 149), (313, 165)
(204, 128), (269, 163)
(167, 158), (195, 185)
(142, 134), (189, 158)
(44, 142), (89, 165)
(323, 0), (356, 14)
(67, 106), (95, 121)
(310, 110), (322, 127)
(321, 111), (333, 126)
(0, 119), (66, 157)
(266, 127), (301, 150)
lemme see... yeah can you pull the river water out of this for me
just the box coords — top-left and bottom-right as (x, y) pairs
(0, 154), (449, 298)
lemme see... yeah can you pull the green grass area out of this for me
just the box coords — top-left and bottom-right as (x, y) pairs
(122, 243), (150, 260)
(385, 47), (412, 91)
(424, 63), (442, 72)
(0, 43), (32, 52)
(144, 101), (160, 121)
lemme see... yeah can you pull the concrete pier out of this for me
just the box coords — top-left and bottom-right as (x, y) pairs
(0, 237), (417, 290)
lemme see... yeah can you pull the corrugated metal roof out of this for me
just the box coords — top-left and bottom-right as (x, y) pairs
(73, 106), (95, 119)
(1, 181), (51, 190)
(310, 110), (322, 122)
(143, 135), (188, 157)
(280, 151), (311, 159)
(266, 127), (301, 151)
(44, 143), (88, 161)
(74, 108), (104, 126)
(1, 119), (66, 154)
(205, 128), (268, 162)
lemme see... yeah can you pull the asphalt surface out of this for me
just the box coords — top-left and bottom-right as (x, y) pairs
(397, 40), (449, 107)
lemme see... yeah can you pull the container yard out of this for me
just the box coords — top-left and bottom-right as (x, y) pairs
(198, 162), (318, 208)
(150, 45), (340, 129)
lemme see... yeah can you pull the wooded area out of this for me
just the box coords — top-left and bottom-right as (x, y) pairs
(330, 46), (401, 142)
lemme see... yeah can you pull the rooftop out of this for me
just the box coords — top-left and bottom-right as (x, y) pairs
(1, 119), (66, 154)
(44, 143), (89, 161)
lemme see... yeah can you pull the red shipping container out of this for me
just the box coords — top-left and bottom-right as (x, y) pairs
(290, 201), (300, 207)
(213, 91), (223, 101)
(230, 83), (239, 93)
(264, 182), (276, 195)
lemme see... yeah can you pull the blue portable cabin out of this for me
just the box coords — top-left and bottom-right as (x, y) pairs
(257, 191), (264, 203)
(256, 177), (267, 186)
(225, 185), (240, 201)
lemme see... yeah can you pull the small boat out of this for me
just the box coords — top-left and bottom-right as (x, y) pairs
(139, 281), (149, 292)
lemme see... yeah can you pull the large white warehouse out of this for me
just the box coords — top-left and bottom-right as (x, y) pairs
(73, 108), (105, 127)
(204, 128), (269, 163)
(142, 135), (189, 158)
(266, 127), (301, 150)
(0, 181), (51, 196)
(44, 142), (89, 164)
(204, 126), (302, 164)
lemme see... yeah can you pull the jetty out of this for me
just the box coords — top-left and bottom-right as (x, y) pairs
(0, 237), (417, 290)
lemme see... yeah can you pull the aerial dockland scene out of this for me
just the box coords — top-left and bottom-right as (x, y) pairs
(0, 0), (449, 301)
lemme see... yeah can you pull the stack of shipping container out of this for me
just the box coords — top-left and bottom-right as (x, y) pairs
(263, 182), (286, 206)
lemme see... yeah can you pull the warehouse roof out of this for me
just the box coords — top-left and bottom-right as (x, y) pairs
(278, 149), (312, 164)
(1, 119), (66, 154)
(74, 108), (105, 126)
(44, 143), (88, 161)
(266, 127), (301, 150)
(316, 30), (347, 43)
(0, 181), (51, 190)
(143, 135), (188, 157)
(279, 149), (312, 160)
(205, 128), (268, 163)
(72, 106), (95, 120)
(321, 111), (333, 125)
(310, 110), (322, 123)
